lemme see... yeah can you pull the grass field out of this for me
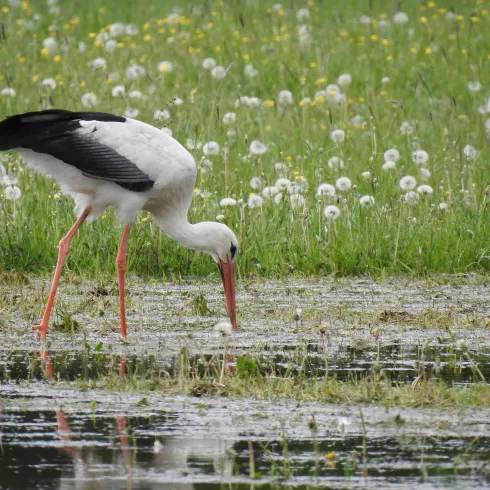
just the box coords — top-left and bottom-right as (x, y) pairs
(0, 0), (489, 279)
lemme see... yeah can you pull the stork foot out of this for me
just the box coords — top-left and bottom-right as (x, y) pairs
(33, 323), (48, 341)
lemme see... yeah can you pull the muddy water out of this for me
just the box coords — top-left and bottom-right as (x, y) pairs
(0, 277), (489, 488)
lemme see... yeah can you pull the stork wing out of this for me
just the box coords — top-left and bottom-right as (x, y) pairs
(0, 110), (155, 192)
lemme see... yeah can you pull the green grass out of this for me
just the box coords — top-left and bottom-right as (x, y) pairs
(0, 0), (489, 279)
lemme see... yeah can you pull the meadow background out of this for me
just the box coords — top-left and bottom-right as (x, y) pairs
(0, 0), (488, 280)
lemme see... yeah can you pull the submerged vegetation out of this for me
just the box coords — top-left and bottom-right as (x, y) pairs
(0, 0), (489, 278)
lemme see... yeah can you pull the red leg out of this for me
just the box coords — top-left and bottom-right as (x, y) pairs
(116, 225), (131, 338)
(35, 206), (92, 340)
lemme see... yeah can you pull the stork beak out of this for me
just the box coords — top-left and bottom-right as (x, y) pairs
(218, 259), (237, 329)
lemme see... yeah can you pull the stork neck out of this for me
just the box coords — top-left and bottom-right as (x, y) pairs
(153, 212), (213, 254)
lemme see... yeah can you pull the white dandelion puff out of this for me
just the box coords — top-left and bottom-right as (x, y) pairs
(262, 186), (279, 198)
(154, 109), (171, 121)
(213, 321), (233, 335)
(384, 148), (400, 162)
(127, 90), (143, 99)
(278, 90), (294, 106)
(417, 184), (433, 195)
(211, 66), (226, 79)
(275, 178), (292, 191)
(222, 112), (236, 125)
(337, 73), (352, 87)
(399, 175), (417, 191)
(327, 156), (344, 169)
(80, 92), (98, 107)
(439, 202), (448, 210)
(324, 205), (341, 221)
(463, 145), (478, 160)
(335, 177), (352, 191)
(203, 141), (220, 155)
(404, 191), (419, 204)
(467, 81), (482, 92)
(1, 174), (18, 186)
(250, 177), (263, 189)
(419, 167), (431, 180)
(109, 22), (125, 37)
(1, 88), (16, 97)
(220, 198), (237, 207)
(361, 171), (372, 180)
(400, 121), (414, 135)
(290, 194), (306, 208)
(249, 140), (268, 155)
(244, 64), (258, 77)
(124, 108), (139, 118)
(316, 183), (336, 197)
(161, 127), (172, 136)
(382, 160), (396, 171)
(202, 57), (216, 70)
(330, 129), (345, 143)
(42, 36), (58, 53)
(4, 185), (21, 200)
(125, 64), (146, 79)
(393, 12), (409, 24)
(111, 85), (125, 97)
(125, 23), (139, 35)
(296, 8), (309, 21)
(359, 195), (375, 206)
(90, 57), (107, 71)
(247, 194), (263, 208)
(41, 78), (56, 90)
(412, 150), (429, 165)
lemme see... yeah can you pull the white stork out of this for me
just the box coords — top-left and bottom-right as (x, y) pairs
(0, 110), (238, 339)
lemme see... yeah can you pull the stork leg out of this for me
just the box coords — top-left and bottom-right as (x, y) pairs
(116, 224), (131, 338)
(35, 205), (92, 341)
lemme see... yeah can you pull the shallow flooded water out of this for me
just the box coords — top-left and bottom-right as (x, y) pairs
(1, 277), (489, 488)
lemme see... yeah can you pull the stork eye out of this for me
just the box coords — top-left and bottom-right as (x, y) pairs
(230, 243), (237, 259)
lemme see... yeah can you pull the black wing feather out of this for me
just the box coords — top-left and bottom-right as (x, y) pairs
(0, 109), (154, 192)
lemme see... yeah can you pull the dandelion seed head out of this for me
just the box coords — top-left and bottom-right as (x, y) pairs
(211, 66), (226, 79)
(244, 64), (258, 77)
(90, 57), (107, 71)
(337, 73), (352, 87)
(250, 177), (263, 190)
(1, 88), (16, 97)
(439, 202), (448, 210)
(316, 183), (336, 196)
(213, 321), (233, 335)
(290, 194), (306, 208)
(382, 161), (396, 171)
(248, 194), (263, 208)
(42, 36), (58, 53)
(324, 205), (341, 221)
(161, 127), (172, 136)
(335, 176), (352, 191)
(249, 140), (268, 155)
(400, 121), (414, 135)
(125, 64), (145, 79)
(330, 129), (345, 143)
(125, 24), (139, 36)
(124, 108), (140, 118)
(463, 145), (477, 160)
(393, 12), (409, 24)
(41, 78), (56, 90)
(80, 92), (98, 107)
(202, 57), (216, 70)
(296, 8), (309, 21)
(417, 184), (433, 195)
(361, 171), (372, 180)
(278, 90), (293, 105)
(154, 109), (171, 121)
(359, 195), (375, 206)
(412, 149), (429, 165)
(327, 156), (344, 169)
(222, 112), (236, 125)
(275, 178), (292, 191)
(111, 85), (125, 97)
(262, 186), (279, 198)
(384, 148), (400, 162)
(404, 190), (419, 204)
(467, 81), (482, 92)
(400, 175), (417, 191)
(4, 185), (21, 200)
(203, 141), (220, 155)
(220, 198), (237, 207)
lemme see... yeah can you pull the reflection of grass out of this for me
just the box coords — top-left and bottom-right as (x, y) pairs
(0, 1), (489, 278)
